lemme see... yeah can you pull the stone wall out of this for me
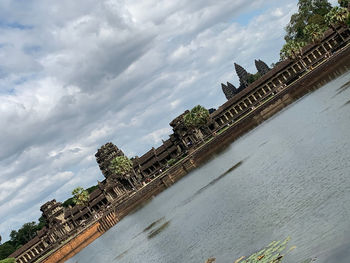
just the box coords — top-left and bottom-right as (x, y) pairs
(41, 223), (102, 263)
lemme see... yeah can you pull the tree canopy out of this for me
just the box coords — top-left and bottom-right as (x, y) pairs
(284, 0), (332, 42)
(183, 105), (210, 129)
(0, 219), (45, 260)
(325, 6), (350, 26)
(0, 258), (16, 263)
(72, 187), (90, 207)
(338, 0), (350, 8)
(109, 156), (133, 177)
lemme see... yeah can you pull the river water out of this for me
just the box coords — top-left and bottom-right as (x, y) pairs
(68, 72), (350, 263)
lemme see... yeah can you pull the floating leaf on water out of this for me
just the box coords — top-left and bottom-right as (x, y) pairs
(234, 256), (245, 263)
(288, 246), (297, 252)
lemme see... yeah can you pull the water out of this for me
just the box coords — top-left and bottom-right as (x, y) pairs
(68, 72), (350, 263)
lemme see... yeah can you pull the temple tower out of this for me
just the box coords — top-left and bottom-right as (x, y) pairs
(221, 82), (237, 100)
(95, 142), (124, 179)
(40, 200), (65, 227)
(234, 63), (249, 88)
(255, 59), (270, 75)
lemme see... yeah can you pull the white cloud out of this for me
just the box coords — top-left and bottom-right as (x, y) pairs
(0, 0), (299, 240)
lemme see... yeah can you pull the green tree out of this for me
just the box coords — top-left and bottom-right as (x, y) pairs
(0, 242), (16, 260)
(109, 156), (136, 188)
(0, 258), (16, 263)
(338, 0), (350, 8)
(325, 6), (350, 40)
(72, 187), (92, 214)
(284, 0), (332, 42)
(325, 6), (349, 26)
(37, 216), (46, 230)
(109, 156), (133, 177)
(184, 105), (211, 142)
(247, 72), (262, 84)
(303, 23), (326, 43)
(280, 40), (307, 61)
(184, 105), (210, 128)
(10, 222), (38, 248)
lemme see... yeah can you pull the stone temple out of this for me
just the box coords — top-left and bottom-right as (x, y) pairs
(222, 59), (271, 100)
(8, 25), (350, 263)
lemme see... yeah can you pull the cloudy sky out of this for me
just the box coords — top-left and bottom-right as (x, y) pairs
(0, 0), (339, 241)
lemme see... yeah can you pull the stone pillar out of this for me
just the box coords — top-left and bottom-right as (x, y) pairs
(306, 55), (312, 63)
(24, 253), (30, 262)
(34, 246), (40, 255)
(311, 51), (317, 59)
(326, 41), (332, 49)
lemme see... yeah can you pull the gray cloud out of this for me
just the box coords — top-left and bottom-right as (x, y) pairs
(0, 0), (298, 240)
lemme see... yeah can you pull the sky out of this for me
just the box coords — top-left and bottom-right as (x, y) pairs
(0, 0), (339, 242)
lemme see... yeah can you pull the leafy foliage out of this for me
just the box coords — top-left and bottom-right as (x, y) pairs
(303, 23), (327, 43)
(233, 237), (295, 263)
(247, 72), (262, 84)
(284, 0), (332, 42)
(338, 0), (350, 8)
(62, 197), (75, 208)
(280, 40), (307, 60)
(109, 156), (133, 177)
(167, 158), (177, 166)
(10, 222), (38, 248)
(63, 185), (98, 208)
(72, 187), (90, 207)
(325, 6), (350, 26)
(0, 258), (16, 263)
(0, 242), (16, 260)
(183, 105), (210, 129)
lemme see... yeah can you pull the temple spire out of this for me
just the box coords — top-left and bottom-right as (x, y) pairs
(234, 63), (249, 88)
(221, 83), (236, 100)
(255, 59), (270, 75)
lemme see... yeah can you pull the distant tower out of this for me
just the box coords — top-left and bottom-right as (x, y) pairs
(222, 83), (233, 100)
(255, 59), (270, 75)
(95, 142), (124, 179)
(40, 200), (65, 228)
(234, 63), (249, 88)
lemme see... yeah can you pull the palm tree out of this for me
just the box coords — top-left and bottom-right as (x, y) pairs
(184, 105), (210, 142)
(325, 6), (349, 41)
(338, 0), (350, 9)
(303, 23), (326, 43)
(72, 187), (92, 215)
(280, 40), (308, 70)
(109, 156), (135, 188)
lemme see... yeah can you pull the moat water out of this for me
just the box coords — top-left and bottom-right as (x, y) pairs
(68, 71), (350, 263)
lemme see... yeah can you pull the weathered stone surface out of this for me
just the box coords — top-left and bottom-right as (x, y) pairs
(255, 59), (270, 75)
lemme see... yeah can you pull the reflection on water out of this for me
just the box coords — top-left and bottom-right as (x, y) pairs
(143, 217), (165, 233)
(147, 221), (170, 239)
(335, 79), (350, 95)
(181, 160), (244, 206)
(67, 72), (350, 263)
(114, 249), (129, 261)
